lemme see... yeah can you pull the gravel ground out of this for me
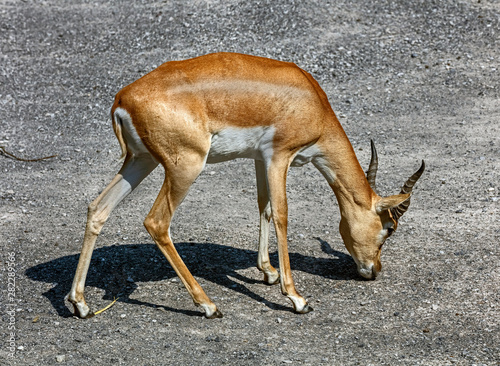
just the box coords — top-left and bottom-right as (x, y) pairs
(1, 0), (499, 365)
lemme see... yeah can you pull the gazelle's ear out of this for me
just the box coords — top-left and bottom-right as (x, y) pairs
(376, 193), (411, 214)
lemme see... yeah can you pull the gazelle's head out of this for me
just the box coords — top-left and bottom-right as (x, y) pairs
(340, 140), (425, 280)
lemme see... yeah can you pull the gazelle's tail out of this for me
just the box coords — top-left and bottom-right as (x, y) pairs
(111, 108), (128, 160)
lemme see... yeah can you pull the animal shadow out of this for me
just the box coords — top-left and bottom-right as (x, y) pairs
(25, 239), (356, 317)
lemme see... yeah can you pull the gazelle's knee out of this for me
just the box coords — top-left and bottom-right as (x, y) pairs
(143, 215), (170, 240)
(143, 216), (156, 235)
(143, 215), (158, 232)
(86, 202), (107, 236)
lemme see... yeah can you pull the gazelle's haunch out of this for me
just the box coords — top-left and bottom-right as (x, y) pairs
(67, 52), (424, 319)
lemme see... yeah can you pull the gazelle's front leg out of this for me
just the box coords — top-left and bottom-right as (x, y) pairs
(266, 157), (312, 314)
(254, 160), (280, 285)
(67, 154), (158, 318)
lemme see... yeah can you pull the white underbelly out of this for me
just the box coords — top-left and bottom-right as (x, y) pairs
(206, 126), (320, 167)
(206, 126), (276, 164)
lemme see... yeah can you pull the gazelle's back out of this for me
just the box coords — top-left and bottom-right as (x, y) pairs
(113, 53), (332, 134)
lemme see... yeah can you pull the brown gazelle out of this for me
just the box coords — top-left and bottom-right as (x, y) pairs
(67, 52), (424, 319)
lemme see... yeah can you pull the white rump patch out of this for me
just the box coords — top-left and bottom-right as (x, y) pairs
(114, 107), (151, 156)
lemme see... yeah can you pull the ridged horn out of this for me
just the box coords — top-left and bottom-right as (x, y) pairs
(366, 139), (378, 193)
(390, 160), (425, 221)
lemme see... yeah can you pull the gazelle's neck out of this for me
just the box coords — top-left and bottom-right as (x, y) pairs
(313, 126), (375, 217)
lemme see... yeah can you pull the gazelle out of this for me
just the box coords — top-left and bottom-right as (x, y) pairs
(67, 52), (424, 319)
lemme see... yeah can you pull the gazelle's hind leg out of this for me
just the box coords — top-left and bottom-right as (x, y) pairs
(67, 154), (158, 318)
(143, 151), (222, 319)
(254, 160), (280, 285)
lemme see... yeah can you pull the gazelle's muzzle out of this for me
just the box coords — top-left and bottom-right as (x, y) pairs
(357, 262), (379, 280)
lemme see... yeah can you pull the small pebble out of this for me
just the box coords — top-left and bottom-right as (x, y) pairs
(56, 355), (66, 362)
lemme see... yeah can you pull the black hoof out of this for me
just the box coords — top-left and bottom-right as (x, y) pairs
(264, 274), (280, 285)
(73, 310), (94, 319)
(267, 277), (280, 286)
(206, 309), (223, 319)
(298, 304), (314, 314)
(71, 304), (94, 319)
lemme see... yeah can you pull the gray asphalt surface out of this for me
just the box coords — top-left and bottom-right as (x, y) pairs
(1, 0), (499, 365)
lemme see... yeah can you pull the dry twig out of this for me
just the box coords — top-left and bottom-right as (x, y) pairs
(0, 146), (57, 162)
(93, 298), (119, 316)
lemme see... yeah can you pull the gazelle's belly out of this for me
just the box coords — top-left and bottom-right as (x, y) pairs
(206, 126), (276, 164)
(206, 126), (319, 167)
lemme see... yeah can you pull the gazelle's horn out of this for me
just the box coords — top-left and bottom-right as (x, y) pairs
(366, 139), (378, 193)
(390, 160), (425, 220)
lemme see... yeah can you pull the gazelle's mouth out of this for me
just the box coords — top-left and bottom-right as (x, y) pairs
(357, 263), (378, 280)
